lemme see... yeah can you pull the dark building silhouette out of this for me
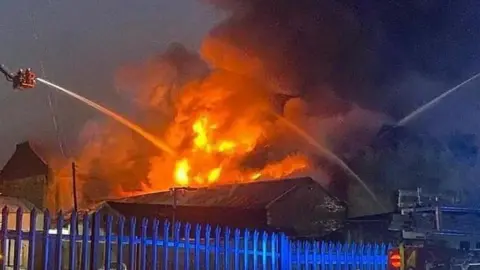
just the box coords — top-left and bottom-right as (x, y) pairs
(0, 141), (60, 211)
(117, 177), (347, 238)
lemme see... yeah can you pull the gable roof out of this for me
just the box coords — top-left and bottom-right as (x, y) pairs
(1, 141), (49, 181)
(119, 177), (336, 209)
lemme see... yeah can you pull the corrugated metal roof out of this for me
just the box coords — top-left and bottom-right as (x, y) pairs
(1, 141), (49, 181)
(119, 177), (326, 209)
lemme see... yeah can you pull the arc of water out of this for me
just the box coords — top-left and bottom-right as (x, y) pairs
(397, 72), (480, 126)
(37, 78), (177, 156)
(272, 111), (386, 210)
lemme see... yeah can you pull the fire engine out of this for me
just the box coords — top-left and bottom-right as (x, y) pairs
(387, 188), (480, 270)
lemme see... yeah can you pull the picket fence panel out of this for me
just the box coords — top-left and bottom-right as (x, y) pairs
(0, 207), (389, 269)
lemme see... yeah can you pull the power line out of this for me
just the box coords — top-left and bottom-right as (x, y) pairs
(29, 8), (68, 159)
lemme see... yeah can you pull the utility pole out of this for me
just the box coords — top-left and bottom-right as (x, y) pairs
(72, 162), (78, 212)
(169, 187), (197, 237)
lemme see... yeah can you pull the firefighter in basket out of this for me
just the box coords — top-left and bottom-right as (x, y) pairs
(0, 65), (37, 90)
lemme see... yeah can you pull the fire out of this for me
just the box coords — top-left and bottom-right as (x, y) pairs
(170, 111), (310, 186)
(174, 159), (190, 186)
(65, 43), (312, 204)
(159, 70), (311, 187)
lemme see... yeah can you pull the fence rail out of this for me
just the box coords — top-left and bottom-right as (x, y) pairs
(0, 207), (389, 269)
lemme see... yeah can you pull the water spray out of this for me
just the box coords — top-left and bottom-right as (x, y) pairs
(397, 71), (480, 126)
(271, 111), (386, 210)
(37, 78), (177, 156)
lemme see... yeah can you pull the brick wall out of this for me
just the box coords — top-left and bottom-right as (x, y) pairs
(2, 175), (48, 209)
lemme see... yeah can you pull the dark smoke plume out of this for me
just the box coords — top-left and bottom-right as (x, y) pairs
(206, 0), (480, 119)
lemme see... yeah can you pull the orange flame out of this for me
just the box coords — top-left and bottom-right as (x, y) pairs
(152, 70), (311, 188)
(65, 42), (312, 203)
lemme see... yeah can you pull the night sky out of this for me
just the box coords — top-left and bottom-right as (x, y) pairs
(1, 0), (480, 167)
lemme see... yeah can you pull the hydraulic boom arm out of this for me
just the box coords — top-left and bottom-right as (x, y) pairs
(0, 65), (14, 82)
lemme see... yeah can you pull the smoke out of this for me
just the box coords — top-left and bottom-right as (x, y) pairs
(202, 0), (480, 207)
(48, 0), (480, 210)
(206, 0), (480, 117)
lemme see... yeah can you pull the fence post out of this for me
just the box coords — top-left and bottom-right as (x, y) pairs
(184, 223), (191, 269)
(194, 224), (201, 270)
(117, 217), (125, 269)
(173, 222), (180, 270)
(261, 231), (267, 269)
(253, 230), (259, 270)
(104, 215), (113, 270)
(304, 241), (310, 268)
(278, 233), (287, 270)
(344, 242), (349, 268)
(320, 242), (326, 268)
(80, 214), (89, 270)
(233, 229), (240, 270)
(224, 227), (230, 269)
(68, 211), (77, 270)
(313, 241), (319, 270)
(243, 229), (249, 269)
(151, 218), (159, 270)
(295, 241), (301, 269)
(162, 220), (170, 270)
(90, 212), (100, 270)
(214, 226), (221, 270)
(336, 242), (342, 268)
(351, 242), (356, 269)
(327, 242), (333, 267)
(27, 208), (37, 270)
(13, 207), (23, 270)
(1, 207), (8, 270)
(270, 233), (277, 270)
(128, 217), (136, 270)
(205, 225), (211, 268)
(139, 218), (148, 270)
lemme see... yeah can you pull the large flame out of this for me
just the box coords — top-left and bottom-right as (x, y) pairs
(52, 41), (314, 209)
(147, 69), (310, 189)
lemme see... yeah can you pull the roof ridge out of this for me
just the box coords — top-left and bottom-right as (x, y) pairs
(118, 177), (315, 199)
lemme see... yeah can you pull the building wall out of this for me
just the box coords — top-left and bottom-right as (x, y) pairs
(343, 220), (396, 243)
(347, 181), (396, 218)
(1, 175), (48, 209)
(267, 183), (346, 238)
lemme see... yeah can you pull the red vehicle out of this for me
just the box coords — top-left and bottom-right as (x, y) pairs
(387, 243), (480, 270)
(0, 65), (36, 90)
(387, 188), (480, 270)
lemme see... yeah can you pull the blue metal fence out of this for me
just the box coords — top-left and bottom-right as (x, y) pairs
(0, 207), (389, 269)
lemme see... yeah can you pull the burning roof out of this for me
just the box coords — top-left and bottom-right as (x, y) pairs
(119, 177), (341, 210)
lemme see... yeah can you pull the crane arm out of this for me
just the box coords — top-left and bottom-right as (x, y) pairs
(0, 65), (13, 82)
